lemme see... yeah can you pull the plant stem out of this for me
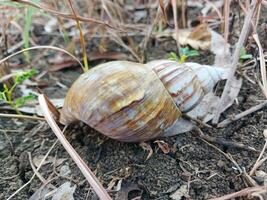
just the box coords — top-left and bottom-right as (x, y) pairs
(212, 0), (260, 124)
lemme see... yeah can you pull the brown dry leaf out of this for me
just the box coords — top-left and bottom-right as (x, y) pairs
(154, 140), (170, 154)
(173, 23), (211, 50)
(139, 142), (153, 160)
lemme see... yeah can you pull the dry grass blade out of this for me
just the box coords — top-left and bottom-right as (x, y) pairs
(171, 0), (180, 54)
(223, 0), (230, 42)
(209, 186), (267, 200)
(253, 33), (267, 98)
(7, 140), (58, 200)
(38, 94), (112, 200)
(67, 0), (89, 72)
(249, 129), (267, 176)
(212, 0), (260, 124)
(0, 113), (45, 121)
(217, 101), (267, 127)
(140, 3), (161, 62)
(203, 0), (223, 20)
(108, 30), (142, 62)
(11, 0), (119, 30)
(0, 45), (83, 68)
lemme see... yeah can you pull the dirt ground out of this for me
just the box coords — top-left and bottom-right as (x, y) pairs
(1, 2), (267, 200)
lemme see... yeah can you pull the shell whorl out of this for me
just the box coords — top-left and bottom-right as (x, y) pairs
(60, 61), (182, 142)
(146, 60), (225, 112)
(60, 60), (225, 142)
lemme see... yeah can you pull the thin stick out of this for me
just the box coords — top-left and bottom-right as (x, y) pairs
(218, 101), (267, 127)
(212, 0), (259, 124)
(0, 45), (83, 68)
(11, 0), (118, 30)
(7, 140), (58, 200)
(197, 130), (243, 173)
(140, 4), (161, 63)
(67, 0), (89, 72)
(223, 0), (231, 42)
(0, 113), (45, 121)
(171, 0), (180, 55)
(209, 186), (267, 200)
(250, 156), (267, 176)
(197, 128), (257, 152)
(249, 130), (267, 175)
(253, 33), (267, 98)
(38, 94), (112, 200)
(28, 152), (56, 188)
(183, 114), (212, 128)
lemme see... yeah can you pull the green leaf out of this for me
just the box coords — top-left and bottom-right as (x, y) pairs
(186, 50), (200, 57)
(239, 47), (252, 60)
(15, 93), (36, 107)
(14, 69), (37, 84)
(167, 52), (179, 62)
(179, 47), (189, 56)
(240, 54), (253, 60)
(240, 47), (246, 56)
(0, 92), (6, 101)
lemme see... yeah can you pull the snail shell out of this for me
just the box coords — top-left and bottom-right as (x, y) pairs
(60, 60), (225, 142)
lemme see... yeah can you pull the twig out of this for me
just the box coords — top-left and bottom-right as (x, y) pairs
(249, 130), (267, 175)
(183, 114), (212, 128)
(0, 130), (15, 155)
(197, 130), (259, 188)
(250, 156), (267, 176)
(218, 100), (267, 127)
(212, 0), (260, 124)
(196, 130), (243, 173)
(7, 140), (58, 200)
(67, 0), (88, 72)
(223, 0), (230, 42)
(38, 94), (112, 200)
(0, 113), (45, 121)
(171, 0), (180, 55)
(209, 186), (267, 200)
(197, 128), (257, 152)
(253, 33), (267, 98)
(28, 152), (56, 189)
(11, 0), (119, 30)
(0, 45), (83, 68)
(140, 4), (161, 63)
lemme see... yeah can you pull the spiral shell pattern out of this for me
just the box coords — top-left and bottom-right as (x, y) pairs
(60, 61), (182, 142)
(60, 60), (225, 142)
(146, 60), (225, 112)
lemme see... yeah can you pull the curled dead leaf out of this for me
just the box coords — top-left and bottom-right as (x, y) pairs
(154, 140), (170, 154)
(173, 23), (211, 50)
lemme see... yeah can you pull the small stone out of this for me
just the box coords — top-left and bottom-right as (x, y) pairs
(217, 160), (225, 168)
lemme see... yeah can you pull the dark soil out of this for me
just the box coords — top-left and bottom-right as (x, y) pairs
(1, 5), (267, 200)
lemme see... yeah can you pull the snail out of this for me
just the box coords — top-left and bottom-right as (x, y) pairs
(59, 60), (226, 142)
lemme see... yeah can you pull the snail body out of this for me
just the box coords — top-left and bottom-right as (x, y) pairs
(60, 60), (225, 142)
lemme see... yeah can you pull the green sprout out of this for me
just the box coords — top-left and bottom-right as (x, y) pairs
(239, 47), (253, 61)
(0, 69), (37, 113)
(168, 47), (199, 63)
